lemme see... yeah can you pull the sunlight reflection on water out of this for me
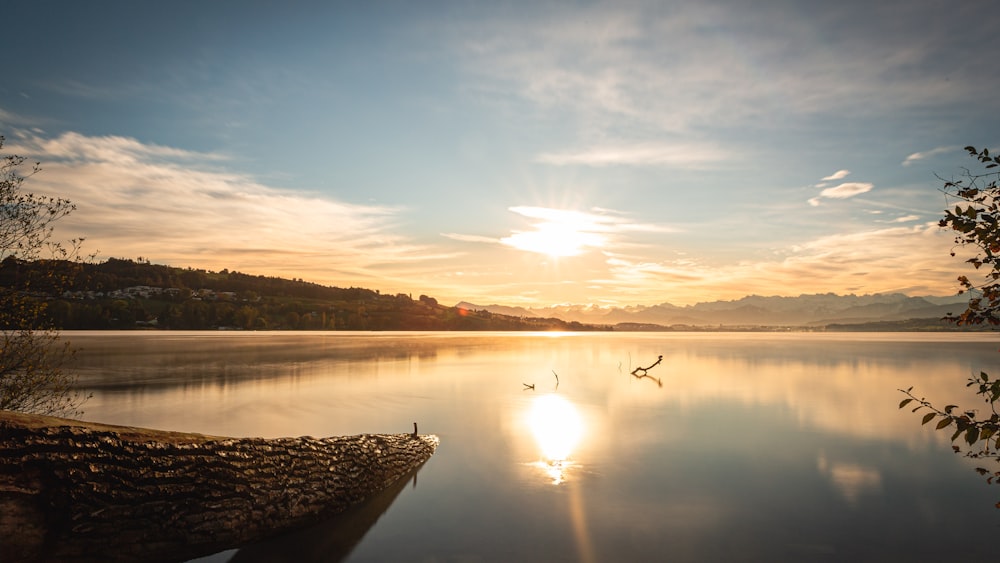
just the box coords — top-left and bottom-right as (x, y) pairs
(527, 394), (585, 484)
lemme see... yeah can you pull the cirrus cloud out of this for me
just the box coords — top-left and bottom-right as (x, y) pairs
(820, 182), (874, 199)
(809, 178), (874, 207)
(902, 146), (957, 166)
(535, 142), (726, 168)
(3, 130), (440, 291)
(600, 222), (957, 305)
(821, 169), (851, 181)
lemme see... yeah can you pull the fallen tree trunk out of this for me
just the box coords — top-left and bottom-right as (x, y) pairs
(0, 411), (439, 563)
(229, 459), (422, 563)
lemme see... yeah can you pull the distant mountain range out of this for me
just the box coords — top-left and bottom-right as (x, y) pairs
(7, 257), (979, 331)
(455, 293), (972, 328)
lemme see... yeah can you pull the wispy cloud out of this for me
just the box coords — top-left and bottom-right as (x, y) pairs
(456, 2), (995, 137)
(507, 206), (666, 232)
(0, 107), (19, 124)
(440, 233), (498, 244)
(820, 182), (874, 199)
(0, 106), (41, 128)
(601, 223), (957, 305)
(5, 131), (435, 290)
(902, 146), (957, 166)
(27, 131), (227, 164)
(809, 172), (874, 207)
(822, 169), (851, 181)
(535, 142), (726, 168)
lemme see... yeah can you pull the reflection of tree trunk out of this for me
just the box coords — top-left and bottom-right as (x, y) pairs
(0, 411), (438, 563)
(230, 463), (425, 563)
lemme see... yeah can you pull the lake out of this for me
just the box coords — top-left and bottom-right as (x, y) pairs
(62, 331), (1000, 562)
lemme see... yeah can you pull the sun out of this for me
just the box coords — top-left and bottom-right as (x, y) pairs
(499, 207), (609, 258)
(501, 223), (605, 257)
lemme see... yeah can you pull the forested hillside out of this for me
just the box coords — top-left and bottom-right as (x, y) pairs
(0, 258), (600, 331)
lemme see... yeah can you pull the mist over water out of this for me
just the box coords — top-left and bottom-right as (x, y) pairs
(67, 331), (1000, 562)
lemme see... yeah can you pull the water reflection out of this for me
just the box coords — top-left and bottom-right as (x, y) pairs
(817, 452), (883, 506)
(527, 394), (584, 484)
(57, 332), (1000, 561)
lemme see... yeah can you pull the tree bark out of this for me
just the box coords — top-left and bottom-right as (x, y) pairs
(0, 410), (438, 562)
(228, 458), (421, 563)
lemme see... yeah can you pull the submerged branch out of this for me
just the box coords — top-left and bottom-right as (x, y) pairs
(630, 355), (663, 377)
(630, 355), (664, 387)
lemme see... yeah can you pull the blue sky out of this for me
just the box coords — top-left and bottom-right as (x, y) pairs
(2, 0), (998, 306)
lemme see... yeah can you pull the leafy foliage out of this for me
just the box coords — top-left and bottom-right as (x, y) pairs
(0, 135), (88, 416)
(901, 145), (1000, 506)
(898, 375), (1000, 506)
(939, 146), (1000, 325)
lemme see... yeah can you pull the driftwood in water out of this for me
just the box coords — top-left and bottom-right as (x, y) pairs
(0, 410), (439, 563)
(631, 355), (664, 387)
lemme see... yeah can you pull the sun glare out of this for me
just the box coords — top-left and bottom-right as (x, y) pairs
(501, 223), (605, 257)
(500, 207), (610, 258)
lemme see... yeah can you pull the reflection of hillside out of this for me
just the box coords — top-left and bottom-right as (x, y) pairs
(67, 332), (476, 389)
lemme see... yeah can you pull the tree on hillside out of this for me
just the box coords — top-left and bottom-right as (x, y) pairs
(0, 135), (88, 416)
(899, 146), (1000, 505)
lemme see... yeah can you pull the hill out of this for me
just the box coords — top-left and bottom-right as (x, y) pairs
(0, 258), (604, 332)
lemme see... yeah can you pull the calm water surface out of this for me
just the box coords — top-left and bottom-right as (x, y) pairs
(65, 331), (1000, 562)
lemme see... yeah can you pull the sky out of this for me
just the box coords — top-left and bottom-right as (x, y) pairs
(2, 0), (999, 307)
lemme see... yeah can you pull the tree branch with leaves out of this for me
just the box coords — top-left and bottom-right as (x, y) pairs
(938, 146), (1000, 325)
(900, 145), (1000, 506)
(898, 373), (1000, 503)
(0, 135), (88, 416)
